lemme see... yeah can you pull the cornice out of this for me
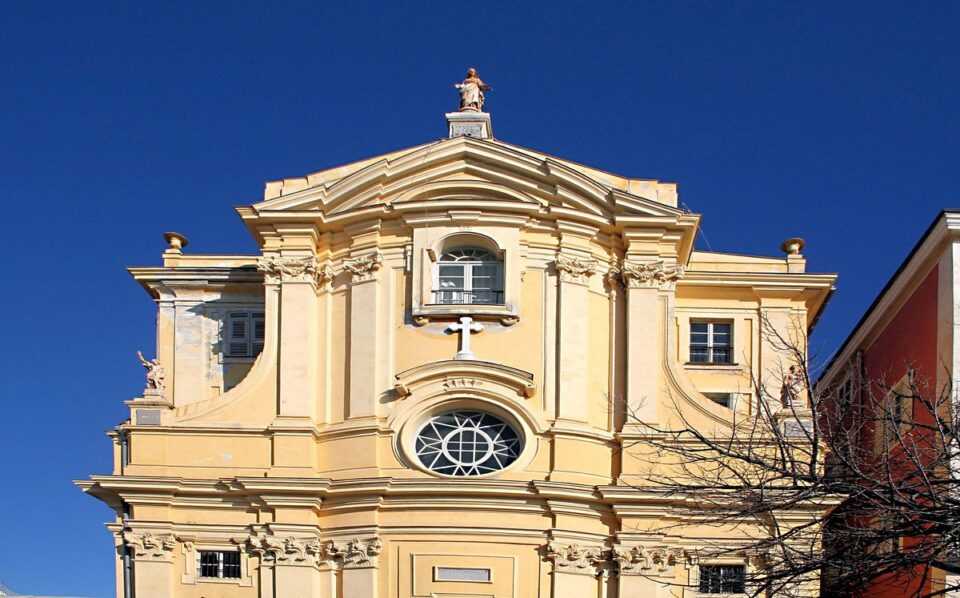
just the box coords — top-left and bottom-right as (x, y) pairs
(820, 210), (960, 388)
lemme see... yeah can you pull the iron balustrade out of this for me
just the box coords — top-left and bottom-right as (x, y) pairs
(430, 289), (504, 305)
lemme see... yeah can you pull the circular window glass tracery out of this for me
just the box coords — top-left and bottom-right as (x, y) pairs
(414, 411), (522, 476)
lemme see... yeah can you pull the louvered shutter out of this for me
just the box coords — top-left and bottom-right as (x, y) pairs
(252, 313), (265, 356)
(227, 312), (250, 357)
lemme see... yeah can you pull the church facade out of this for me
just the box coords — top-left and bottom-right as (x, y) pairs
(79, 107), (835, 597)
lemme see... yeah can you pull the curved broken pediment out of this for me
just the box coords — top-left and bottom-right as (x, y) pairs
(393, 359), (537, 401)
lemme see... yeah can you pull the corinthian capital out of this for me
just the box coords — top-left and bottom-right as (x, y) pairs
(343, 252), (383, 283)
(613, 545), (681, 576)
(543, 542), (606, 575)
(555, 254), (599, 284)
(257, 256), (333, 287)
(328, 537), (382, 569)
(620, 260), (685, 289)
(124, 531), (177, 561)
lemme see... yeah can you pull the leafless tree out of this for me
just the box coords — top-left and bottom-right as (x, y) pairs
(621, 315), (960, 597)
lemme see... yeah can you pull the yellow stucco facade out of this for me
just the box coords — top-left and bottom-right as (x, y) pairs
(79, 113), (835, 597)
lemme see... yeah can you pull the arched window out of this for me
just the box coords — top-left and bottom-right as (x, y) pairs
(432, 247), (504, 305)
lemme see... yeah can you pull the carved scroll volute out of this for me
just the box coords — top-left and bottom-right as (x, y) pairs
(327, 537), (382, 569)
(257, 256), (334, 289)
(555, 254), (599, 284)
(544, 542), (607, 575)
(619, 260), (685, 290)
(124, 531), (178, 561)
(613, 545), (682, 576)
(342, 252), (383, 283)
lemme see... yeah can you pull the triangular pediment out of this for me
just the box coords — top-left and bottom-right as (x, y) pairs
(250, 137), (683, 225)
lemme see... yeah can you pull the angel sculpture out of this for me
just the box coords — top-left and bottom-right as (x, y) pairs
(137, 350), (166, 392)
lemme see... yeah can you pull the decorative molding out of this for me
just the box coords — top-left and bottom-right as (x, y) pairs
(343, 252), (383, 282)
(555, 254), (598, 284)
(328, 537), (382, 569)
(237, 534), (380, 569)
(257, 256), (333, 286)
(544, 542), (606, 575)
(394, 360), (537, 400)
(613, 545), (682, 576)
(604, 263), (622, 290)
(620, 260), (685, 290)
(124, 531), (177, 561)
(443, 377), (483, 391)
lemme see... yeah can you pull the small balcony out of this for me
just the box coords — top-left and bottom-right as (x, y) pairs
(429, 289), (505, 306)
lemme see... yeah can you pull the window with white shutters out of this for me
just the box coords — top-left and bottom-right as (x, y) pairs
(225, 312), (265, 358)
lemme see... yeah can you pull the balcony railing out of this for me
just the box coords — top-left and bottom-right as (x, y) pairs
(690, 345), (733, 364)
(430, 289), (504, 305)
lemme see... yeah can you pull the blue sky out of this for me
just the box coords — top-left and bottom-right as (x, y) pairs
(0, 2), (957, 595)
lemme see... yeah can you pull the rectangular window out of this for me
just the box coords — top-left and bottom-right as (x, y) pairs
(225, 312), (265, 358)
(198, 550), (241, 579)
(699, 564), (745, 594)
(704, 393), (734, 408)
(690, 321), (733, 364)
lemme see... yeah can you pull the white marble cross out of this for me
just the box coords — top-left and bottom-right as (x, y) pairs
(447, 316), (484, 360)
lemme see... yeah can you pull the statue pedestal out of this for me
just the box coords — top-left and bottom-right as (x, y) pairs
(125, 389), (172, 426)
(446, 111), (492, 139)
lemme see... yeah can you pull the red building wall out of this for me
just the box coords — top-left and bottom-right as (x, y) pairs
(853, 265), (939, 598)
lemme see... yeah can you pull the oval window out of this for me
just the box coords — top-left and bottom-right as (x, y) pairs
(414, 411), (522, 476)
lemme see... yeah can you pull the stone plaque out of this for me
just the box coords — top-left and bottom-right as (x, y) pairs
(451, 123), (484, 138)
(783, 419), (812, 438)
(137, 409), (162, 425)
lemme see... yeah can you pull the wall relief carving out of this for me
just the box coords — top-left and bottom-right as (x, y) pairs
(257, 256), (333, 286)
(555, 254), (599, 284)
(543, 542), (606, 575)
(612, 545), (682, 575)
(343, 252), (383, 282)
(237, 534), (381, 569)
(620, 260), (685, 289)
(124, 531), (177, 560)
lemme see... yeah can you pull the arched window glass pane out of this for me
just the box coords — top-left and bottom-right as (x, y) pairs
(432, 246), (504, 305)
(438, 247), (496, 262)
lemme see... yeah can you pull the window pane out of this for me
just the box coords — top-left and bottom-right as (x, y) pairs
(690, 347), (710, 363)
(691, 322), (709, 334)
(199, 551), (220, 578)
(691, 332), (709, 344)
(221, 551), (241, 579)
(712, 323), (732, 336)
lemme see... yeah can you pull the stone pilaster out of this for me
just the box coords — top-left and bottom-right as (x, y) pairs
(620, 260), (684, 424)
(124, 531), (177, 597)
(344, 251), (385, 419)
(258, 256), (332, 421)
(613, 544), (683, 596)
(554, 253), (598, 423)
